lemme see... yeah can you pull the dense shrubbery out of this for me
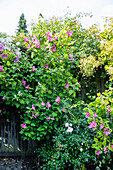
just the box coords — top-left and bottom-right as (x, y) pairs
(0, 14), (113, 169)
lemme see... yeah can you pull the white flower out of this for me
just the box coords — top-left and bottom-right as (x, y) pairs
(66, 127), (73, 133)
(65, 122), (69, 127)
(69, 123), (72, 126)
(14, 95), (16, 98)
(16, 42), (20, 46)
(80, 148), (83, 152)
(38, 82), (40, 85)
(18, 91), (22, 96)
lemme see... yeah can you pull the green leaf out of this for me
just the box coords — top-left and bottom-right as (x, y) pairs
(51, 112), (57, 117)
(37, 137), (40, 141)
(25, 120), (31, 124)
(20, 99), (25, 104)
(15, 103), (20, 108)
(73, 92), (76, 97)
(69, 90), (73, 95)
(48, 90), (52, 94)
(37, 127), (43, 131)
(7, 61), (10, 66)
(31, 123), (35, 126)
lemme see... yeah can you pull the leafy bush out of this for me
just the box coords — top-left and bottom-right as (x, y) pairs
(35, 101), (113, 169)
(0, 13), (113, 169)
(83, 88), (113, 155)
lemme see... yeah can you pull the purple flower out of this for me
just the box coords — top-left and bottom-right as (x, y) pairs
(24, 37), (29, 42)
(85, 113), (91, 118)
(47, 36), (54, 42)
(32, 113), (39, 118)
(100, 123), (104, 129)
(72, 20), (76, 23)
(96, 150), (101, 155)
(32, 113), (37, 118)
(46, 31), (50, 36)
(66, 29), (73, 36)
(2, 54), (8, 59)
(47, 117), (50, 121)
(103, 128), (110, 135)
(45, 65), (49, 68)
(41, 102), (45, 107)
(32, 66), (37, 71)
(50, 43), (56, 52)
(51, 118), (55, 120)
(2, 96), (6, 100)
(94, 113), (98, 118)
(0, 65), (3, 71)
(69, 53), (72, 58)
(0, 44), (4, 51)
(14, 56), (19, 63)
(22, 124), (26, 129)
(32, 105), (36, 111)
(55, 97), (60, 104)
(36, 44), (40, 48)
(31, 38), (36, 43)
(104, 147), (107, 153)
(37, 92), (41, 95)
(21, 79), (26, 86)
(53, 87), (56, 90)
(46, 102), (51, 109)
(25, 85), (29, 89)
(54, 37), (58, 40)
(14, 59), (18, 63)
(107, 105), (111, 113)
(89, 121), (97, 130)
(65, 82), (70, 89)
(111, 145), (113, 148)
(69, 57), (75, 61)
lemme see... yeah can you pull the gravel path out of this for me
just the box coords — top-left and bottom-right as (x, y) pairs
(0, 157), (37, 170)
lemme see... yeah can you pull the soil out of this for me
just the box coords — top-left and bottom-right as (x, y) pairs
(0, 157), (37, 170)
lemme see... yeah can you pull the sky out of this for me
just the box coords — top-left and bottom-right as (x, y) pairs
(0, 0), (113, 36)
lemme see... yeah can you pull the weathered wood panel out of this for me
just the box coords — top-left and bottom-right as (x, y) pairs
(0, 113), (34, 157)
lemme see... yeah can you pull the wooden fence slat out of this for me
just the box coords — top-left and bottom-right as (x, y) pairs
(7, 119), (10, 152)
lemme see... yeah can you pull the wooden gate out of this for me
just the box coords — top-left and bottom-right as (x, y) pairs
(0, 112), (34, 157)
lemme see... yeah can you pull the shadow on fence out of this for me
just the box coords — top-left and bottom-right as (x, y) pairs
(0, 112), (35, 157)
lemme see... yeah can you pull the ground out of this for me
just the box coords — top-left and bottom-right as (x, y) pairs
(0, 157), (37, 170)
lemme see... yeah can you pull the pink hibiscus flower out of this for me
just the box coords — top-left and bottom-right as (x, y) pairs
(55, 97), (60, 104)
(22, 124), (26, 129)
(32, 105), (36, 111)
(46, 102), (51, 109)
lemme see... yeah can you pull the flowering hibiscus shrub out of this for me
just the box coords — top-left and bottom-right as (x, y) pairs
(35, 102), (98, 169)
(0, 46), (79, 141)
(1, 15), (85, 141)
(83, 88), (113, 156)
(35, 101), (113, 169)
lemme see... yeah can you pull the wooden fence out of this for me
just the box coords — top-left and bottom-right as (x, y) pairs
(0, 112), (34, 157)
